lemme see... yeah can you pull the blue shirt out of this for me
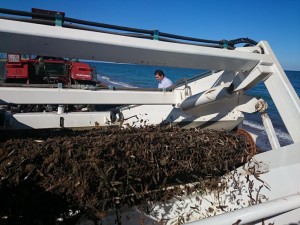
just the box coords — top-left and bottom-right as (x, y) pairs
(158, 76), (173, 88)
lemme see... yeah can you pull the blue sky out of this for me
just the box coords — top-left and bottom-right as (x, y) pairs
(1, 0), (300, 70)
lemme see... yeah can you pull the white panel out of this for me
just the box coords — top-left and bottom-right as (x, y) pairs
(6, 111), (111, 129)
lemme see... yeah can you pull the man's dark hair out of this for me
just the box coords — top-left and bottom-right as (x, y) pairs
(154, 69), (165, 77)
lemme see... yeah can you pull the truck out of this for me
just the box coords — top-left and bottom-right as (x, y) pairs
(3, 53), (105, 112)
(5, 53), (99, 85)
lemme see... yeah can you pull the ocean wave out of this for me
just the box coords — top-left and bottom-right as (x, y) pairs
(243, 119), (293, 146)
(97, 74), (137, 88)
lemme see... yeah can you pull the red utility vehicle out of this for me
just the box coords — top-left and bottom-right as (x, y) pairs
(5, 54), (99, 85)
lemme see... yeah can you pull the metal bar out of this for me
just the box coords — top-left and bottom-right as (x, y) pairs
(259, 42), (300, 144)
(0, 87), (176, 105)
(0, 19), (273, 71)
(184, 194), (300, 225)
(261, 113), (280, 149)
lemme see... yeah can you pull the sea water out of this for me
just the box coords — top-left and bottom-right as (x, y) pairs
(89, 61), (300, 150)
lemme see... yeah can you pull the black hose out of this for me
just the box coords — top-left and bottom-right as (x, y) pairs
(0, 7), (258, 49)
(228, 38), (258, 47)
(158, 31), (221, 45)
(63, 22), (152, 38)
(157, 37), (235, 49)
(0, 15), (230, 49)
(64, 17), (153, 35)
(63, 17), (228, 47)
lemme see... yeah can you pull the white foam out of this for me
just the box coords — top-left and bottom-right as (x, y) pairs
(244, 120), (292, 140)
(242, 119), (293, 150)
(100, 75), (110, 80)
(97, 74), (137, 88)
(243, 120), (265, 131)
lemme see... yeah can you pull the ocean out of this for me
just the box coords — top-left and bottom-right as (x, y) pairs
(89, 61), (300, 150)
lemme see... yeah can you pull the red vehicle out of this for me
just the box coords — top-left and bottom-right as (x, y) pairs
(5, 53), (99, 85)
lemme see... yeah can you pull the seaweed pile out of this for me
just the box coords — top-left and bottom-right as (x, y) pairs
(0, 126), (256, 224)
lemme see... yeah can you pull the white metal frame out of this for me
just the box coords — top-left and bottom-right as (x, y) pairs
(0, 18), (299, 142)
(0, 19), (272, 71)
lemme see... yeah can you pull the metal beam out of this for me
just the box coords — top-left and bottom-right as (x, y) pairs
(0, 19), (273, 72)
(0, 87), (176, 105)
(259, 42), (300, 143)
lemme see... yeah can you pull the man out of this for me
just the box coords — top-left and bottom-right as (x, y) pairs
(154, 69), (173, 88)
